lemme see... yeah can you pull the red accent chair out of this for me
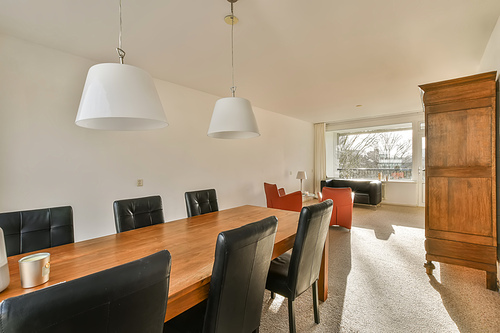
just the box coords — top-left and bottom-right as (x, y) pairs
(264, 183), (302, 212)
(318, 187), (354, 229)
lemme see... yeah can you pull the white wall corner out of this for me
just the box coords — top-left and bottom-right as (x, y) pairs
(480, 15), (500, 79)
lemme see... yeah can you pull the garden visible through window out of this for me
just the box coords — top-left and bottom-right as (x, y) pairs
(335, 124), (412, 181)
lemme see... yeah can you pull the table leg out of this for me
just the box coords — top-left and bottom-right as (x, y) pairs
(318, 235), (328, 301)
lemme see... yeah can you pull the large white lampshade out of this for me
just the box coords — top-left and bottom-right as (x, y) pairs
(76, 63), (168, 131)
(207, 97), (260, 139)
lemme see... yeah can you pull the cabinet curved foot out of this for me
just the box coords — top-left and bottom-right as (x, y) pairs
(486, 271), (497, 291)
(424, 261), (435, 275)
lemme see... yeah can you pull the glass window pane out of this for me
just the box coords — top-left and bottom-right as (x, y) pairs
(335, 124), (413, 180)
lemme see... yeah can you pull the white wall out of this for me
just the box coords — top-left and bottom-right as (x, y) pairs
(382, 181), (419, 206)
(480, 15), (500, 77)
(0, 34), (314, 242)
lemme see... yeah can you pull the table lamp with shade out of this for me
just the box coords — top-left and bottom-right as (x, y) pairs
(296, 171), (307, 194)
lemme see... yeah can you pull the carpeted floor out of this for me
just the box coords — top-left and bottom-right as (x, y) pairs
(259, 205), (500, 332)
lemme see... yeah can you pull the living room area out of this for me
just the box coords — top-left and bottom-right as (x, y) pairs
(259, 204), (500, 332)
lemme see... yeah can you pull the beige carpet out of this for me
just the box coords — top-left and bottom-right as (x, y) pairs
(259, 205), (500, 332)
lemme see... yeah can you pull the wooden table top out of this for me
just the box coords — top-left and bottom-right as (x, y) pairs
(0, 205), (300, 320)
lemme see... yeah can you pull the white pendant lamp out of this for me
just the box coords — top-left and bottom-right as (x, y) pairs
(207, 0), (260, 139)
(76, 0), (168, 131)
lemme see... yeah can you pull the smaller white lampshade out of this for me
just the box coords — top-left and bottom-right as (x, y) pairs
(208, 97), (260, 139)
(296, 171), (307, 180)
(76, 63), (168, 131)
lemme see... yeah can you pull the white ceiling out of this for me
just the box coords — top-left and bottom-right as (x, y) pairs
(1, 0), (499, 124)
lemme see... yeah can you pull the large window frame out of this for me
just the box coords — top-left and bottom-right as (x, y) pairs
(325, 112), (424, 182)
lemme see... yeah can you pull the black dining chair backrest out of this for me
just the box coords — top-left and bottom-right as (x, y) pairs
(265, 200), (333, 333)
(287, 200), (333, 298)
(184, 189), (219, 217)
(164, 216), (278, 333)
(0, 206), (74, 257)
(203, 216), (277, 333)
(0, 250), (172, 333)
(113, 195), (164, 233)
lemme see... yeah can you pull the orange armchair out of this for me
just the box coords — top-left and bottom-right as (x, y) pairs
(319, 187), (353, 229)
(264, 183), (302, 212)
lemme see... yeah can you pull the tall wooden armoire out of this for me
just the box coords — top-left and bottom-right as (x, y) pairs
(419, 72), (498, 290)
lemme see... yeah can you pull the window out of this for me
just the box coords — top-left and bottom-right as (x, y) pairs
(327, 123), (413, 181)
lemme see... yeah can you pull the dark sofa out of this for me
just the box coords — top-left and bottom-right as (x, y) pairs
(321, 179), (382, 206)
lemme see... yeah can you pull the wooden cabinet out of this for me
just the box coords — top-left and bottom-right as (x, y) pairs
(419, 72), (497, 290)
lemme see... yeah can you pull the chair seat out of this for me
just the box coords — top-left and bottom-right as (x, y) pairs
(266, 252), (292, 298)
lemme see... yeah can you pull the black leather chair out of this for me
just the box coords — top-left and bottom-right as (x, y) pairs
(113, 195), (165, 233)
(184, 189), (219, 217)
(321, 179), (382, 205)
(265, 200), (333, 333)
(0, 250), (171, 333)
(0, 206), (74, 257)
(164, 216), (278, 333)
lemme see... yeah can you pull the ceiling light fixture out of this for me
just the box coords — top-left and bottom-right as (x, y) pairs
(207, 0), (260, 139)
(75, 0), (168, 131)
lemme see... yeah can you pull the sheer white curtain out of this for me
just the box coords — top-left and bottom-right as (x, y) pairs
(314, 123), (326, 195)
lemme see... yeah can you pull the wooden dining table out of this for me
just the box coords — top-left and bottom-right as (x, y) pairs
(0, 205), (328, 321)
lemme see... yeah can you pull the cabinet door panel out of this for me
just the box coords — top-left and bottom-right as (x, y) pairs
(428, 177), (492, 237)
(427, 108), (492, 168)
(427, 111), (466, 167)
(466, 108), (492, 166)
(448, 178), (492, 236)
(428, 177), (448, 231)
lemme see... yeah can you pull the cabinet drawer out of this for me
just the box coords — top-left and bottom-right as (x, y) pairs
(425, 238), (496, 265)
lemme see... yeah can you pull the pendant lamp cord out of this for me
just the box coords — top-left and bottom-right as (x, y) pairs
(116, 0), (126, 64)
(230, 2), (236, 97)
